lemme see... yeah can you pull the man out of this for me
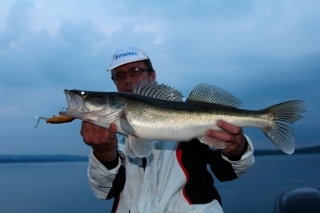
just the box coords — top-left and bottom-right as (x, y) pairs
(81, 46), (255, 213)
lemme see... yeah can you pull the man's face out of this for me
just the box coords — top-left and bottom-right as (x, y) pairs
(111, 61), (156, 92)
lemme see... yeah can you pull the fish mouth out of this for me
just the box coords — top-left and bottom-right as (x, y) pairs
(60, 89), (110, 116)
(59, 89), (85, 115)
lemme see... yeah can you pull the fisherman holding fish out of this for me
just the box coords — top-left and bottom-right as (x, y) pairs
(78, 46), (255, 213)
(34, 44), (304, 211)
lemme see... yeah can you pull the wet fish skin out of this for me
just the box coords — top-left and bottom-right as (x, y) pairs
(59, 81), (306, 157)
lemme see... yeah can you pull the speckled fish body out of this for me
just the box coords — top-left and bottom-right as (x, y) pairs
(60, 80), (306, 157)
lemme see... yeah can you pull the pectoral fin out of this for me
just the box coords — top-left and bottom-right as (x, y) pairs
(120, 114), (137, 136)
(120, 114), (153, 158)
(125, 137), (137, 158)
(127, 135), (154, 158)
(198, 136), (227, 150)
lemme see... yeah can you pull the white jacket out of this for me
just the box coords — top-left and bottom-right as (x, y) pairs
(88, 135), (255, 213)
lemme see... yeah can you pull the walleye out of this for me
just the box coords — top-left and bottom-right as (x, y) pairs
(57, 80), (306, 157)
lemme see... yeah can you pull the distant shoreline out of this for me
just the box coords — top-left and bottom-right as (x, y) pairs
(254, 145), (320, 156)
(0, 155), (88, 163)
(1, 146), (319, 163)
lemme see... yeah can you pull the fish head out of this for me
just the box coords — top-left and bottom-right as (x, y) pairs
(60, 89), (125, 124)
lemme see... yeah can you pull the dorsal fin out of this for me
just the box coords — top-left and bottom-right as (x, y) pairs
(132, 80), (183, 102)
(186, 84), (242, 108)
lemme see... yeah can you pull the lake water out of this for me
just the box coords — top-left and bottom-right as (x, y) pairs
(1, 154), (319, 213)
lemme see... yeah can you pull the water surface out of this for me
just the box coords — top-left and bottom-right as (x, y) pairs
(1, 154), (319, 213)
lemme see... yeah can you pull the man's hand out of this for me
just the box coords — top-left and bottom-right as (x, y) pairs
(205, 120), (246, 157)
(80, 121), (118, 162)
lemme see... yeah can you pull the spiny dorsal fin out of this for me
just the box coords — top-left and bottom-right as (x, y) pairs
(186, 84), (242, 108)
(132, 80), (183, 102)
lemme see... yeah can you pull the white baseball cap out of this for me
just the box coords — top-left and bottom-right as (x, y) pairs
(107, 46), (149, 71)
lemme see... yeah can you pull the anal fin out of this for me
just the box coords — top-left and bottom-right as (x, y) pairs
(198, 136), (227, 150)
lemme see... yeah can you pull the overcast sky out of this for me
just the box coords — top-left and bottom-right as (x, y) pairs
(1, 0), (319, 155)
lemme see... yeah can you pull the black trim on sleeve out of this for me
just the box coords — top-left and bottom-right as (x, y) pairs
(207, 147), (238, 182)
(142, 157), (147, 170)
(106, 150), (126, 200)
(107, 164), (126, 199)
(101, 157), (119, 170)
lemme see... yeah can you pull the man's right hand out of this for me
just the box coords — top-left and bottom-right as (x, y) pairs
(80, 121), (118, 162)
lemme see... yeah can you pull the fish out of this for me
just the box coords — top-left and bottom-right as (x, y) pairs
(55, 80), (306, 157)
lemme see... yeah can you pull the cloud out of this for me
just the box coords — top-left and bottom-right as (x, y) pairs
(0, 0), (319, 154)
(0, 1), (33, 48)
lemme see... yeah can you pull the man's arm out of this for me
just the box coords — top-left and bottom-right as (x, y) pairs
(81, 122), (118, 162)
(88, 148), (125, 199)
(81, 122), (126, 199)
(206, 120), (255, 180)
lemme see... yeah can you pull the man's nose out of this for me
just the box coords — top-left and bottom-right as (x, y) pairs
(123, 72), (132, 83)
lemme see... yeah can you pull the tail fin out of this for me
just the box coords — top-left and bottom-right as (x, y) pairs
(262, 100), (307, 154)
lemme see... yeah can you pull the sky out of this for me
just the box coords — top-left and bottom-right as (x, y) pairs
(1, 0), (319, 155)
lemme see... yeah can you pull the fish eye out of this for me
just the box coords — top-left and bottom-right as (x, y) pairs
(71, 90), (87, 98)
